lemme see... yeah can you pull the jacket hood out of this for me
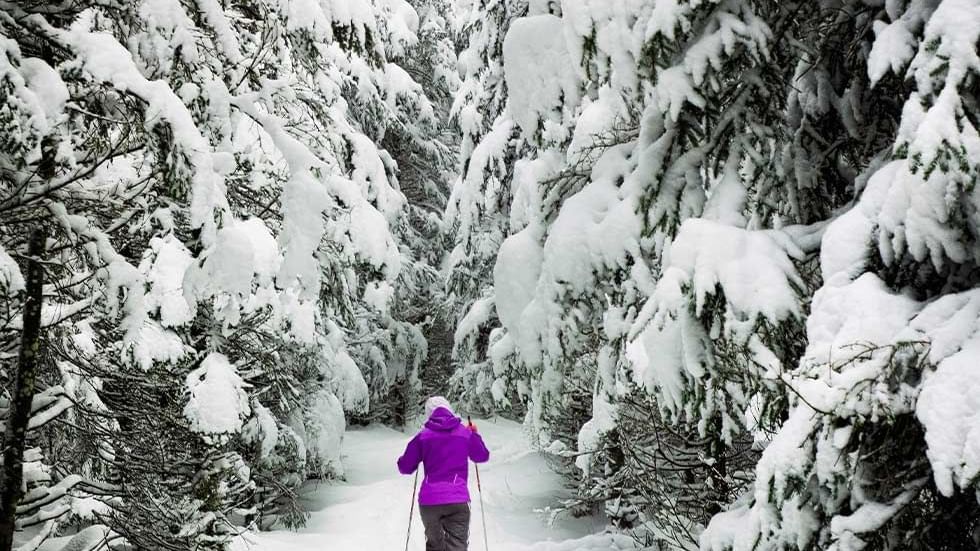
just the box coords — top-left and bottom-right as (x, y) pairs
(424, 396), (454, 417)
(425, 407), (461, 432)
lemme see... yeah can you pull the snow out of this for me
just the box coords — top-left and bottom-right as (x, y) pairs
(346, 133), (407, 222)
(646, 0), (694, 42)
(626, 307), (709, 414)
(301, 389), (347, 477)
(829, 489), (917, 548)
(0, 245), (25, 295)
(560, 0), (648, 93)
(649, 5), (772, 123)
(867, 7), (923, 86)
(238, 418), (635, 551)
(142, 235), (195, 328)
(858, 0), (980, 273)
(632, 218), (805, 362)
(819, 207), (874, 284)
(567, 90), (626, 163)
(917, 335), (980, 496)
(654, 66), (705, 123)
(326, 347), (370, 414)
(503, 15), (580, 139)
(184, 353), (251, 435)
(196, 0), (244, 64)
(58, 27), (229, 239)
(0, 47), (59, 161)
(245, 401), (280, 460)
(183, 218), (283, 327)
(510, 151), (561, 230)
(129, 321), (187, 371)
(228, 99), (330, 301)
(28, 388), (72, 430)
(683, 8), (771, 86)
(454, 296), (495, 348)
(910, 0), (980, 94)
(237, 218), (282, 282)
(701, 409), (821, 551)
(793, 274), (922, 418)
(699, 271), (925, 548)
(202, 225), (263, 301)
(363, 281), (395, 315)
(912, 290), (980, 496)
(543, 152), (636, 294)
(493, 225), (543, 342)
(7, 0), (978, 547)
(702, 269), (980, 547)
(348, 203), (402, 278)
(56, 525), (112, 551)
(18, 57), (68, 121)
(445, 116), (515, 239)
(70, 498), (112, 521)
(878, 92), (979, 267)
(71, 320), (97, 356)
(379, 0), (420, 57)
(489, 331), (517, 372)
(138, 0), (199, 64)
(104, 259), (149, 348)
(278, 0), (380, 48)
(575, 393), (617, 476)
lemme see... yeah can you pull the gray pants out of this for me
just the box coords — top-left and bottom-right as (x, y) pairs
(419, 503), (470, 551)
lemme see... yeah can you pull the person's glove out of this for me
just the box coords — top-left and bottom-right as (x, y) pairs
(467, 422), (478, 433)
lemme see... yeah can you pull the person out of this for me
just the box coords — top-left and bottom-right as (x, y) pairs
(397, 396), (490, 551)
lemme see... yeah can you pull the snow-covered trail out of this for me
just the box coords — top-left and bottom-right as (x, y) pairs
(238, 418), (636, 551)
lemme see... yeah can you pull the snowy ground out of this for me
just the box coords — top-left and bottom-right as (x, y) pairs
(236, 417), (636, 551)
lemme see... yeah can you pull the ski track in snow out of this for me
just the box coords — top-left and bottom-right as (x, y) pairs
(237, 417), (635, 551)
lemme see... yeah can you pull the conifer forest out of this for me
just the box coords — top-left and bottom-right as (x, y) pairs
(0, 0), (978, 550)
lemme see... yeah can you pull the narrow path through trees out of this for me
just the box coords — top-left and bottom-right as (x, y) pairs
(238, 418), (636, 551)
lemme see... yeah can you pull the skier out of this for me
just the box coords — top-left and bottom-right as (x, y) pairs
(397, 396), (490, 551)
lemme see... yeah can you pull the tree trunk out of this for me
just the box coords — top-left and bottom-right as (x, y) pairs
(0, 228), (46, 551)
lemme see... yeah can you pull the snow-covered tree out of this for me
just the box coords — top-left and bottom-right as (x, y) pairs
(702, 1), (980, 549)
(390, 0), (459, 403)
(444, 0), (528, 413)
(0, 0), (455, 547)
(444, 0), (980, 549)
(343, 0), (459, 424)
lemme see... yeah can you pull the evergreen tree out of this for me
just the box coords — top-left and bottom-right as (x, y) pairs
(444, 0), (528, 413)
(0, 0), (457, 547)
(444, 1), (980, 549)
(703, 1), (980, 549)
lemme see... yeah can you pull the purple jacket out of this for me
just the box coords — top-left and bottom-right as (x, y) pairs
(397, 408), (490, 505)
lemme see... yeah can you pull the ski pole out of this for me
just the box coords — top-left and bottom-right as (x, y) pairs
(468, 416), (490, 551)
(405, 469), (419, 551)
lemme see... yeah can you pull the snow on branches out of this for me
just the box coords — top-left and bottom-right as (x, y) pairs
(445, 0), (980, 548)
(0, 0), (456, 546)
